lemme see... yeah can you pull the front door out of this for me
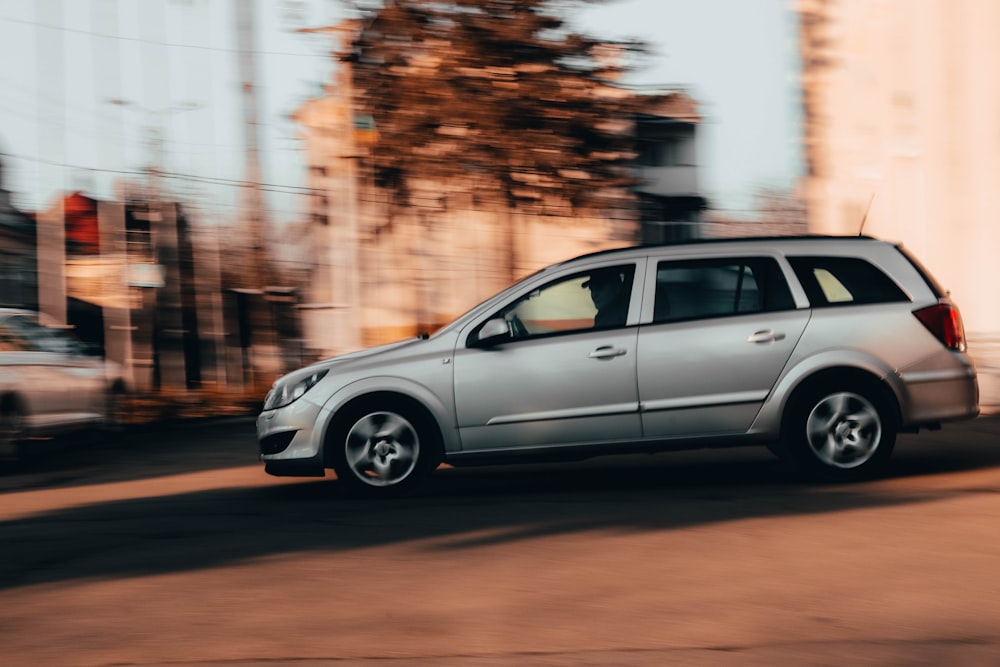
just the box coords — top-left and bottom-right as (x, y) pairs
(453, 264), (643, 452)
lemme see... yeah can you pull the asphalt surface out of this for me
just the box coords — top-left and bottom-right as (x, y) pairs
(2, 410), (1000, 666)
(970, 337), (1000, 414)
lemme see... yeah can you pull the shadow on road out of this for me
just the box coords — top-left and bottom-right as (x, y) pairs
(1, 412), (999, 491)
(0, 417), (260, 491)
(2, 413), (998, 592)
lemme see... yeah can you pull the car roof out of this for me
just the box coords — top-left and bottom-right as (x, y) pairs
(552, 235), (893, 269)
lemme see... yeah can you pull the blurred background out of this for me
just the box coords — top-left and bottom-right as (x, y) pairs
(0, 0), (996, 410)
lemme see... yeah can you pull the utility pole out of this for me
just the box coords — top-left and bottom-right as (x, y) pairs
(35, 0), (67, 326)
(234, 0), (270, 287)
(234, 0), (277, 388)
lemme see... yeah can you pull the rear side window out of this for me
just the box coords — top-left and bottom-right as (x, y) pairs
(653, 257), (795, 323)
(788, 256), (909, 307)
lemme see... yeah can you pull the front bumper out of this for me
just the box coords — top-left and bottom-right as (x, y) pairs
(257, 397), (327, 477)
(264, 458), (325, 477)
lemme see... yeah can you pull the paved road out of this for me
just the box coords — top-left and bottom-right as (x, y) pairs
(2, 414), (1000, 666)
(970, 337), (1000, 414)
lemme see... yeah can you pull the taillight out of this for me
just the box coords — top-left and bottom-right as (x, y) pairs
(914, 303), (966, 351)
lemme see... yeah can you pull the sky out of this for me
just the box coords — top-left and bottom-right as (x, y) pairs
(0, 0), (802, 221)
(0, 0), (336, 221)
(577, 0), (804, 212)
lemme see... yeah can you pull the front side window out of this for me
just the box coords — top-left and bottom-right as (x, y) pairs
(653, 257), (795, 323)
(788, 256), (909, 307)
(496, 264), (635, 340)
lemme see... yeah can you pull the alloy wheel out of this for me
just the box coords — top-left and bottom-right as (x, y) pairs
(805, 391), (882, 469)
(344, 410), (421, 487)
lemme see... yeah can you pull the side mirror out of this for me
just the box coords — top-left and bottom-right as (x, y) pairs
(475, 318), (511, 347)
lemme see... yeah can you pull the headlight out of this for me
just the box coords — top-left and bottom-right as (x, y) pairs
(263, 369), (329, 410)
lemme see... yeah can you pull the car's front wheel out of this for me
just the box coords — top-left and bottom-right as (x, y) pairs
(782, 381), (897, 481)
(329, 400), (441, 496)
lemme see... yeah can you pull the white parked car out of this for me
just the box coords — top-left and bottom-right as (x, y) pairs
(0, 309), (127, 459)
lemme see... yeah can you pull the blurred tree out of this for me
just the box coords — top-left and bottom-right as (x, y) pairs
(347, 0), (645, 278)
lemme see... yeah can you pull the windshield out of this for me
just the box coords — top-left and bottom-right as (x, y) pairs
(429, 265), (555, 338)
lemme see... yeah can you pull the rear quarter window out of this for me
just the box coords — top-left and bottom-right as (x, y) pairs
(788, 256), (910, 307)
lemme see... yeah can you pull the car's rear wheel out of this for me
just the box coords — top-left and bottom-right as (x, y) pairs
(783, 381), (897, 481)
(330, 400), (440, 496)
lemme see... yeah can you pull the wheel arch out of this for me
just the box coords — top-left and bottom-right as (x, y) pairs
(778, 366), (902, 439)
(319, 383), (451, 468)
(754, 351), (905, 439)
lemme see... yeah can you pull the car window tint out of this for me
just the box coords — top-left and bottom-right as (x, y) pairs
(3, 315), (82, 354)
(502, 264), (635, 339)
(653, 257), (794, 323)
(788, 256), (909, 307)
(0, 323), (33, 351)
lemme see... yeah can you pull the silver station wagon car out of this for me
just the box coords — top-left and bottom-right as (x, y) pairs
(258, 236), (979, 494)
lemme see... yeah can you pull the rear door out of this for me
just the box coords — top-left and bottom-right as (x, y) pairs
(637, 256), (809, 438)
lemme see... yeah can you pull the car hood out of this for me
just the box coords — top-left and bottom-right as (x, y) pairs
(289, 337), (428, 379)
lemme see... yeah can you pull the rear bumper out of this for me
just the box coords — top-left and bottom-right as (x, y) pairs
(898, 366), (980, 427)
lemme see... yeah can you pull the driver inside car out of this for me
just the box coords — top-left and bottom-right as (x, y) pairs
(583, 269), (629, 328)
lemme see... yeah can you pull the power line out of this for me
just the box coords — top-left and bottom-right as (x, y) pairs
(0, 14), (330, 59)
(0, 151), (323, 197)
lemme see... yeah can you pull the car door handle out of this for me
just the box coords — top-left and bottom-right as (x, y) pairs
(747, 330), (786, 344)
(589, 346), (627, 359)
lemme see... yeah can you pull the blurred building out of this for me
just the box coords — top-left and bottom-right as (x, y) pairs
(799, 0), (1000, 338)
(0, 157), (37, 310)
(21, 187), (250, 393)
(0, 142), (292, 394)
(293, 24), (707, 355)
(634, 91), (707, 244)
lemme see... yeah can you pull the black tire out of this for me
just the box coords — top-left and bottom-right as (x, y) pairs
(781, 379), (897, 482)
(0, 398), (26, 462)
(102, 384), (130, 440)
(328, 398), (441, 496)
